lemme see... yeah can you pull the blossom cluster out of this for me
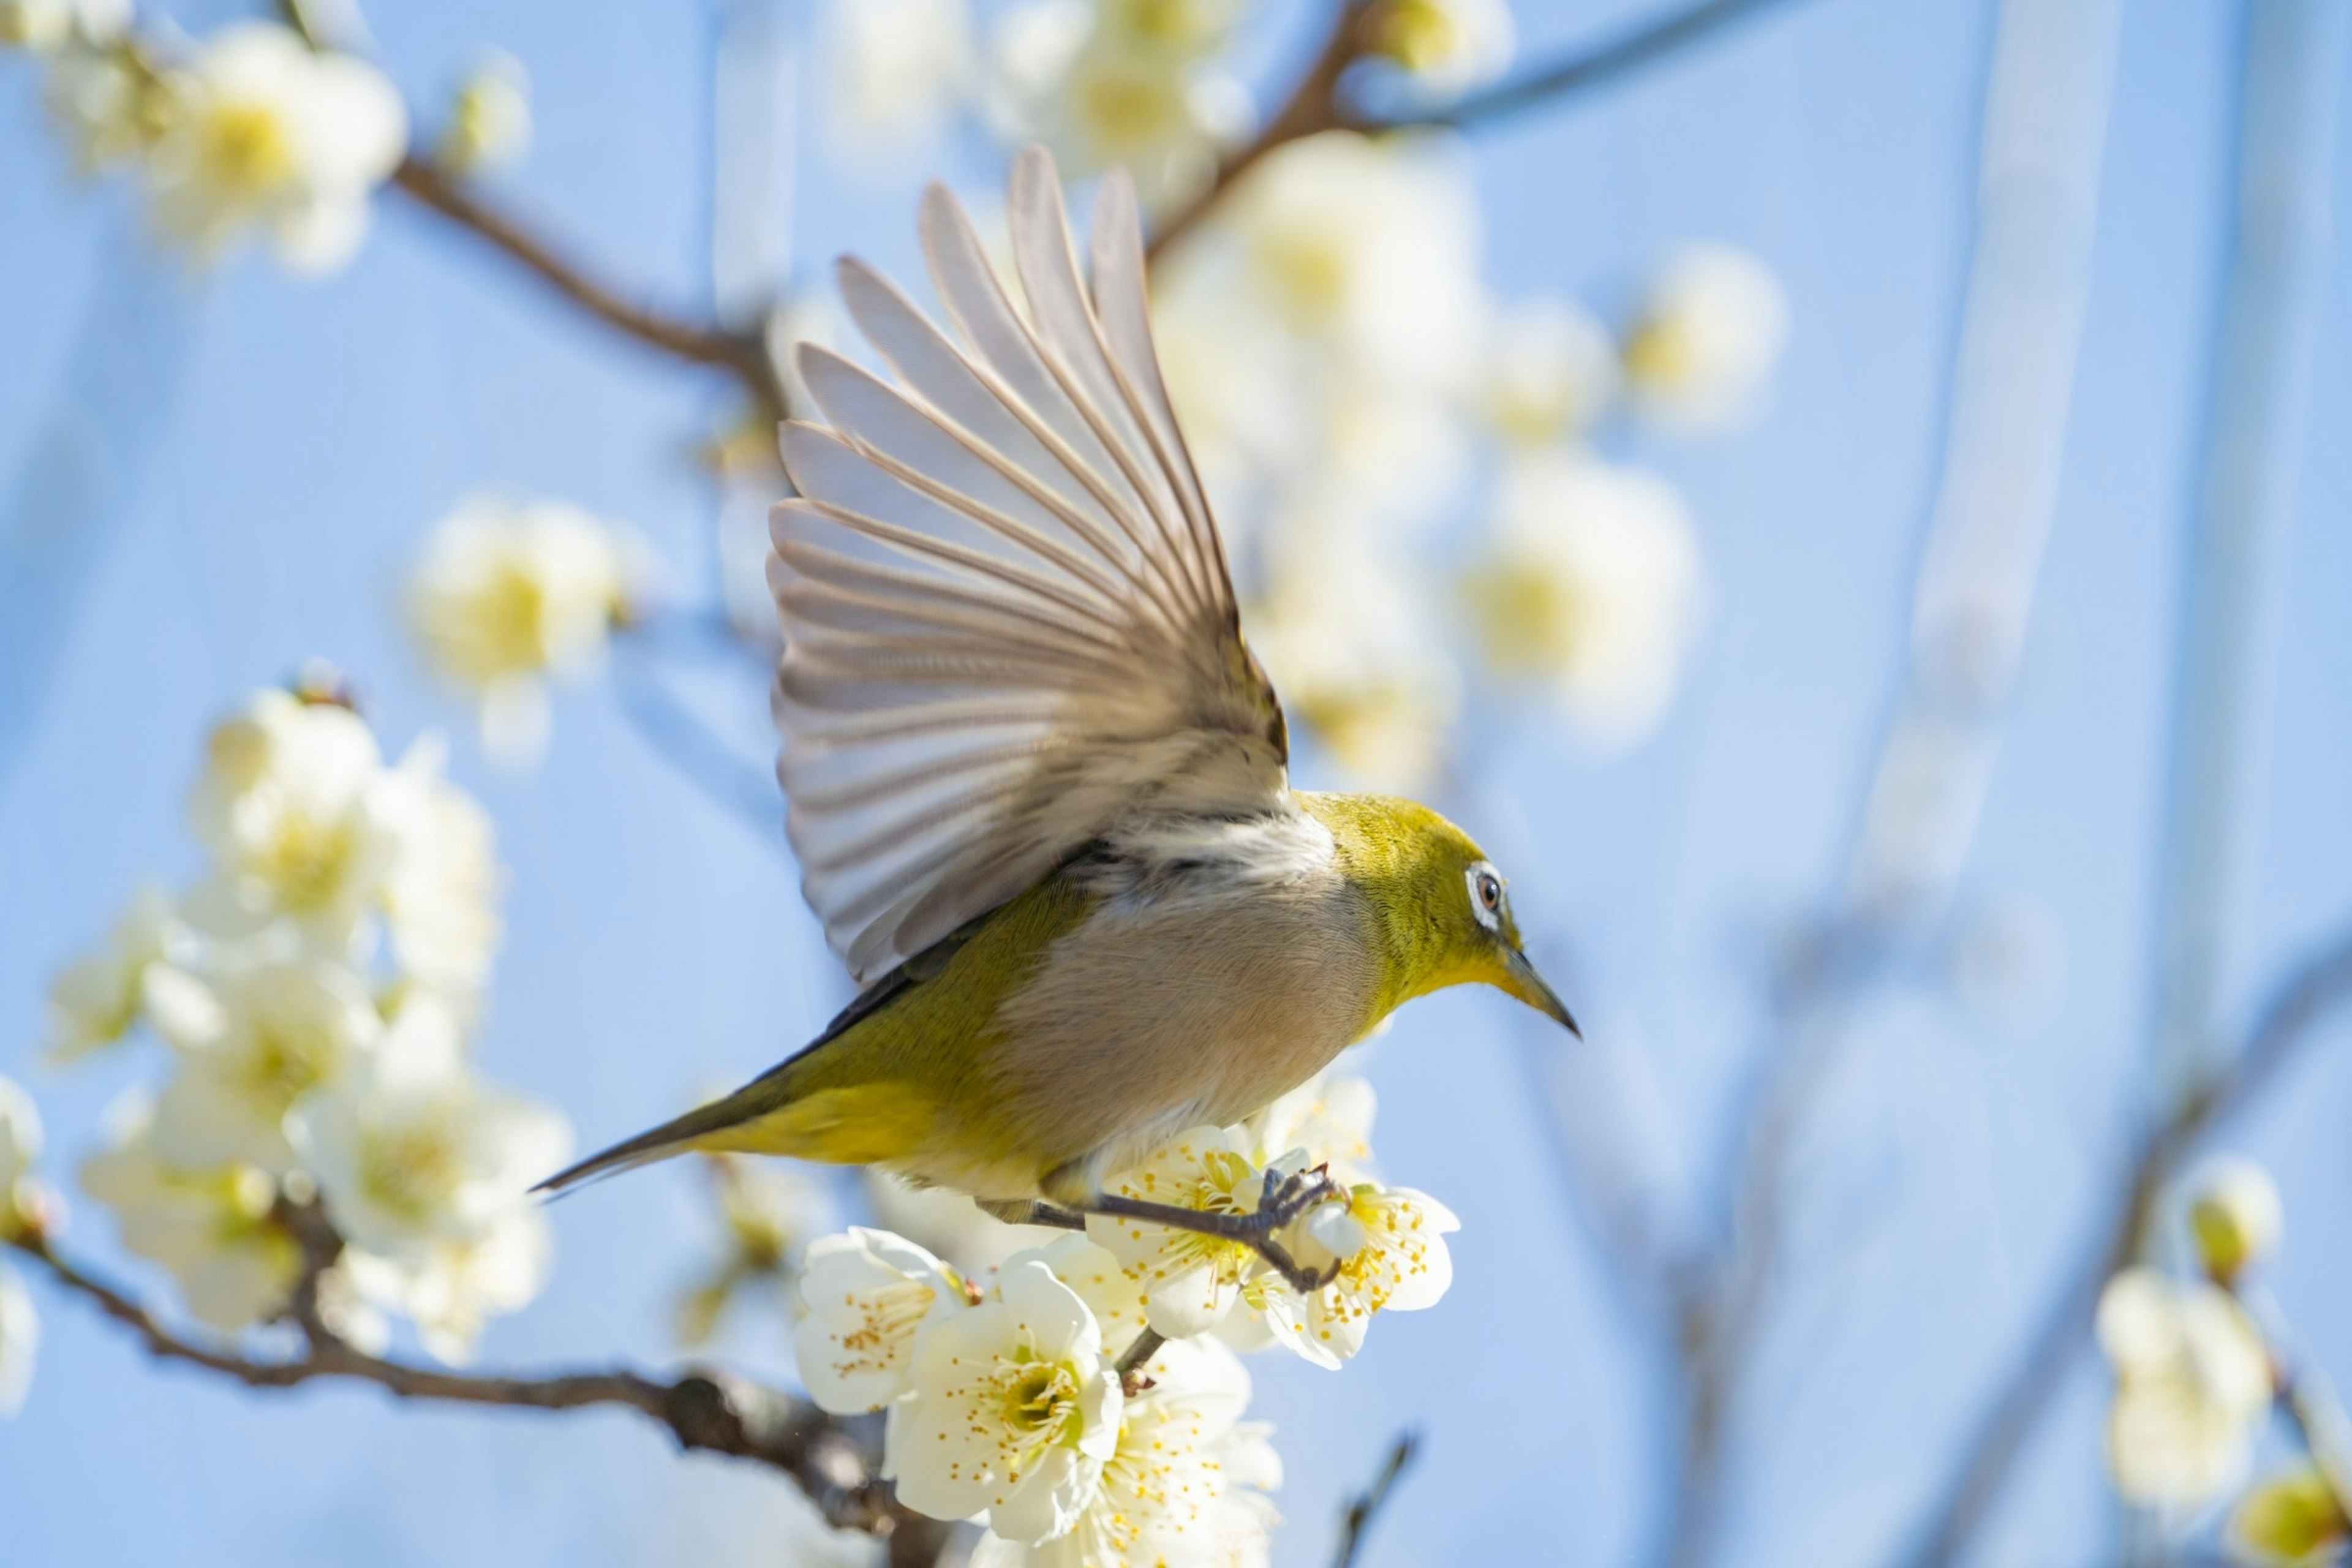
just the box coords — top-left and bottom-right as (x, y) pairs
(790, 1066), (1448, 1564)
(35, 677), (568, 1366)
(2095, 1157), (2350, 1565)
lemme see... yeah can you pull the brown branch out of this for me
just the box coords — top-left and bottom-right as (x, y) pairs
(1330, 1430), (1420, 1568)
(6, 1224), (949, 1559)
(1144, 0), (1815, 265)
(389, 157), (788, 418)
(1896, 924), (2352, 1568)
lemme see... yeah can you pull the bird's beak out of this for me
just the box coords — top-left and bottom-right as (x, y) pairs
(1502, 947), (1581, 1038)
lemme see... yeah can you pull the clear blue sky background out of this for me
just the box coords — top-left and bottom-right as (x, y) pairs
(3, 2), (2350, 1565)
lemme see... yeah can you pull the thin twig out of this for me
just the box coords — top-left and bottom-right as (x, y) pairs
(1330, 1430), (1420, 1568)
(1115, 1327), (1166, 1393)
(1145, 0), (1815, 263)
(6, 1225), (946, 1556)
(1896, 925), (2352, 1568)
(390, 158), (788, 417)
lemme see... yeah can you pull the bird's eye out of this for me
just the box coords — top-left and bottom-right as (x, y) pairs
(1466, 862), (1505, 930)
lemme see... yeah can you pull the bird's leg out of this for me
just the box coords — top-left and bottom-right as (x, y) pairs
(1081, 1164), (1348, 1294)
(976, 1197), (1085, 1231)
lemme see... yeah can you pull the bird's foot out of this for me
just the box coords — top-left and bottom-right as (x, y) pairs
(1082, 1165), (1348, 1294)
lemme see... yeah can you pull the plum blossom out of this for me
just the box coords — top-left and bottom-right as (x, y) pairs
(886, 1256), (1122, 1543)
(793, 1226), (971, 1414)
(820, 0), (974, 162)
(1239, 1070), (1377, 1185)
(408, 494), (635, 766)
(968, 1335), (1279, 1568)
(140, 23), (407, 273)
(2097, 1267), (2274, 1512)
(341, 1206), (552, 1365)
(1476, 296), (1619, 448)
(43, 885), (186, 1058)
(1086, 1126), (1267, 1338)
(2186, 1156), (2285, 1285)
(1257, 1175), (1458, 1370)
(1466, 452), (1706, 750)
(1624, 243), (1790, 431)
(1362, 0), (1515, 99)
(437, 51), (529, 175)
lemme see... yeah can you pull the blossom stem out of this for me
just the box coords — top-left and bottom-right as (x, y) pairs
(1114, 1327), (1164, 1393)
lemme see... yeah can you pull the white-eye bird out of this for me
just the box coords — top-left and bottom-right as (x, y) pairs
(543, 146), (1577, 1261)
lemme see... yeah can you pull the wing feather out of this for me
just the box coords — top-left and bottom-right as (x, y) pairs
(771, 146), (1289, 982)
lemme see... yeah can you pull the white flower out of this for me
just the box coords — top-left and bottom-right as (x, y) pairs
(820, 0), (974, 160)
(988, 0), (1249, 210)
(1624, 243), (1790, 431)
(373, 738), (502, 997)
(792, 1226), (971, 1414)
(0, 1261), (35, 1418)
(1239, 1071), (1377, 1185)
(0, 0), (124, 51)
(970, 1336), (1278, 1568)
(287, 1000), (568, 1257)
(44, 884), (186, 1057)
(0, 1076), (42, 1213)
(1467, 453), (1706, 750)
(142, 23), (408, 274)
(866, 1169), (1065, 1278)
(1086, 1126), (1267, 1338)
(42, 39), (161, 170)
(342, 1205), (552, 1364)
(81, 1099), (301, 1332)
(1477, 296), (1618, 447)
(188, 687), (396, 944)
(1009, 1234), (1153, 1356)
(2186, 1156), (2285, 1284)
(1257, 1182), (1457, 1369)
(146, 951), (383, 1174)
(437, 51), (529, 175)
(2097, 1267), (2274, 1511)
(1363, 0), (1515, 98)
(408, 494), (633, 766)
(888, 1256), (1122, 1541)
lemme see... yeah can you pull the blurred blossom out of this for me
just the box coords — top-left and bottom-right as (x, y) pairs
(793, 1226), (970, 1414)
(1623, 243), (1790, 432)
(0, 1261), (34, 1417)
(2097, 1267), (2274, 1512)
(819, 0), (974, 162)
(44, 886), (186, 1059)
(865, 1169), (1061, 1277)
(987, 0), (1250, 211)
(408, 494), (636, 767)
(2229, 1466), (2350, 1567)
(437, 50), (530, 176)
(1466, 453), (1706, 749)
(374, 740), (503, 998)
(341, 1207), (552, 1364)
(286, 1000), (569, 1260)
(0, 1076), (40, 1236)
(137, 23), (408, 274)
(1362, 0), (1515, 99)
(81, 1098), (301, 1332)
(42, 39), (166, 170)
(968, 1335), (1277, 1568)
(889, 1256), (1121, 1543)
(145, 951), (383, 1175)
(676, 1153), (834, 1346)
(0, 0), (124, 51)
(1238, 1069), (1376, 1185)
(2186, 1156), (2285, 1285)
(1477, 296), (1618, 447)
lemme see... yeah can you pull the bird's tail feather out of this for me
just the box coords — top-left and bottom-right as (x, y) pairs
(534, 1091), (775, 1197)
(535, 1074), (936, 1197)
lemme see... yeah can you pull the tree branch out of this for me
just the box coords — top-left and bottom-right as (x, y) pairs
(1896, 924), (2352, 1568)
(1145, 0), (1814, 264)
(6, 1224), (948, 1558)
(390, 157), (789, 418)
(1330, 1430), (1420, 1568)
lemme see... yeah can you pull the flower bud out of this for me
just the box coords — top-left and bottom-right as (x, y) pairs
(439, 52), (530, 175)
(2188, 1156), (2284, 1283)
(2230, 1465), (2349, 1566)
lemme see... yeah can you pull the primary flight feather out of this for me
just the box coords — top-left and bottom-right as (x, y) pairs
(545, 146), (1576, 1210)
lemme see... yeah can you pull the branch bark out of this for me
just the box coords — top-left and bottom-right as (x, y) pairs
(390, 157), (789, 418)
(1896, 925), (2352, 1568)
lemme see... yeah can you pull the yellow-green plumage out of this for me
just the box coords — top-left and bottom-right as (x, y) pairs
(545, 796), (1569, 1204)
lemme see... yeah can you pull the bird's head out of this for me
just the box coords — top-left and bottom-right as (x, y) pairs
(1302, 793), (1580, 1038)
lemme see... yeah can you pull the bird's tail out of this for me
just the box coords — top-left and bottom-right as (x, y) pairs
(535, 1069), (937, 1197)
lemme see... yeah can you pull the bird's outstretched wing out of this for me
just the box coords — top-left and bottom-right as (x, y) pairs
(771, 146), (1289, 984)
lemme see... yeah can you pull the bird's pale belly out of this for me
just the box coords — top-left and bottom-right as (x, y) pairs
(938, 881), (1383, 1202)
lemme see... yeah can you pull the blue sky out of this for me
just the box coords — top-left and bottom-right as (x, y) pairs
(3, 2), (2350, 1566)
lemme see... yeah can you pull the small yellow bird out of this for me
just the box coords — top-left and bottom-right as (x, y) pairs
(545, 147), (1576, 1267)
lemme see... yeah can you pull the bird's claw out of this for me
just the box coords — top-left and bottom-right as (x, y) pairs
(1251, 1235), (1343, 1294)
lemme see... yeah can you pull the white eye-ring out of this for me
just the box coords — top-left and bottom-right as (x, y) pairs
(1466, 861), (1506, 930)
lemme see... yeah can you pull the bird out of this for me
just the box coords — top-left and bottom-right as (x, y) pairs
(540, 145), (1578, 1260)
